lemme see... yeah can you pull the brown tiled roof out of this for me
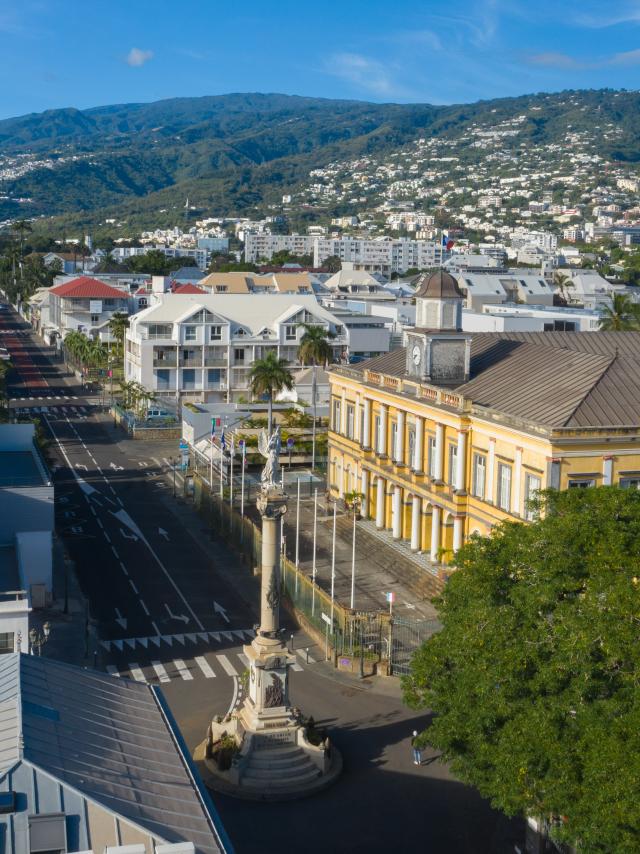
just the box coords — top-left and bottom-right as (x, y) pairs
(337, 332), (640, 429)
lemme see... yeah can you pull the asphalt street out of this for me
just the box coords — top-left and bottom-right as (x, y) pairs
(1, 302), (523, 854)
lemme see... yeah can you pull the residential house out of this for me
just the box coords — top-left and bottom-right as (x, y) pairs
(47, 276), (130, 343)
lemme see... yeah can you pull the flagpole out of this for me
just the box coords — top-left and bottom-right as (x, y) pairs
(312, 487), (318, 616)
(209, 419), (214, 490)
(230, 439), (234, 510)
(219, 436), (223, 500)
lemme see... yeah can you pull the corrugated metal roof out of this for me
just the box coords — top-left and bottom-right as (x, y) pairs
(335, 332), (640, 428)
(0, 654), (227, 853)
(0, 655), (20, 777)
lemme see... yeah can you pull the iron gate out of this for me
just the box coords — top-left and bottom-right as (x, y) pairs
(390, 617), (442, 676)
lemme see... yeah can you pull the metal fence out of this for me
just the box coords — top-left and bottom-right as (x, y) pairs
(192, 471), (441, 676)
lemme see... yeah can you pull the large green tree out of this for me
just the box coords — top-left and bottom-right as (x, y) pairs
(298, 323), (334, 471)
(248, 352), (293, 434)
(402, 487), (640, 854)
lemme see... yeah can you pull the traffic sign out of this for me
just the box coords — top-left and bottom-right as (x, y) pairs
(321, 612), (332, 626)
(287, 437), (294, 447)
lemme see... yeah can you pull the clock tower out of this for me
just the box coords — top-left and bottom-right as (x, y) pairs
(406, 270), (471, 386)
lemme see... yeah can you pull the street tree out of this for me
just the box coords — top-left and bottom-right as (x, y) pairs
(402, 487), (640, 854)
(248, 352), (293, 434)
(297, 323), (334, 471)
(108, 312), (130, 359)
(598, 293), (640, 331)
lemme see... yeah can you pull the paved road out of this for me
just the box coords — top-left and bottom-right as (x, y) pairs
(1, 303), (523, 854)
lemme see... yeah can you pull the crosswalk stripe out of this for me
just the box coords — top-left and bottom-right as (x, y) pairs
(216, 654), (238, 676)
(291, 662), (303, 672)
(106, 666), (120, 677)
(195, 656), (216, 678)
(129, 663), (147, 682)
(237, 653), (249, 668)
(173, 659), (194, 680)
(151, 661), (170, 683)
(297, 648), (315, 664)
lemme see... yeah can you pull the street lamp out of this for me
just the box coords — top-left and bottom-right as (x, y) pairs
(170, 457), (176, 497)
(29, 622), (51, 656)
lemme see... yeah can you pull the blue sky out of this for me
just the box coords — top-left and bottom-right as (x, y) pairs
(1, 0), (640, 118)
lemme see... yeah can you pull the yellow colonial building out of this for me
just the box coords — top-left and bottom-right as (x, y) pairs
(328, 271), (640, 583)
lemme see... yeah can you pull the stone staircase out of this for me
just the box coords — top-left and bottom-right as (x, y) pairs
(336, 516), (445, 601)
(241, 744), (322, 792)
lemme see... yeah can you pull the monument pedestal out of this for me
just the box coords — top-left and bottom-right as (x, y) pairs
(198, 459), (341, 800)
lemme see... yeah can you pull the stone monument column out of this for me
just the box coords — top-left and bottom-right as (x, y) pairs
(255, 489), (287, 644)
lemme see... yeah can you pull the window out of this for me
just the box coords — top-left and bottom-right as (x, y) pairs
(524, 473), (542, 520)
(332, 398), (342, 432)
(472, 454), (486, 499)
(408, 429), (415, 468)
(207, 368), (221, 386)
(185, 325), (197, 341)
(346, 404), (355, 439)
(497, 463), (512, 511)
(620, 477), (640, 489)
(285, 324), (297, 340)
(148, 323), (172, 338)
(428, 436), (437, 478)
(236, 327), (246, 336)
(0, 632), (13, 654)
(568, 479), (595, 488)
(156, 369), (170, 390)
(182, 368), (196, 390)
(391, 421), (398, 461)
(90, 314), (100, 323)
(210, 325), (222, 341)
(448, 444), (458, 485)
(234, 348), (245, 362)
(215, 285), (228, 293)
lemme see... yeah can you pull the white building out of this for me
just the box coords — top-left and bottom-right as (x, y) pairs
(47, 276), (130, 343)
(244, 233), (315, 262)
(125, 294), (351, 404)
(312, 237), (448, 274)
(462, 304), (603, 333)
(453, 271), (555, 311)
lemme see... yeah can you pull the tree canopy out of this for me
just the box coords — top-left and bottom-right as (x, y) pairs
(402, 487), (640, 854)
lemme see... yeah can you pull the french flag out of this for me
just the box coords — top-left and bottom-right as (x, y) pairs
(441, 234), (454, 251)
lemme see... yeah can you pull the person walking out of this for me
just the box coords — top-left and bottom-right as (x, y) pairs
(411, 730), (422, 766)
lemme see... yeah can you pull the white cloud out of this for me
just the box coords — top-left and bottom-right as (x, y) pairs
(325, 52), (403, 97)
(609, 47), (640, 65)
(527, 51), (583, 69)
(126, 47), (154, 67)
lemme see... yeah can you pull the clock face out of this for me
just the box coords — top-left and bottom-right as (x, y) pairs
(412, 345), (421, 366)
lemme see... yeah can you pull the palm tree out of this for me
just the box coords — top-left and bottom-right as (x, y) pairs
(12, 220), (32, 279)
(598, 294), (640, 331)
(554, 272), (575, 305)
(87, 338), (107, 368)
(297, 323), (335, 471)
(248, 351), (294, 434)
(108, 312), (129, 359)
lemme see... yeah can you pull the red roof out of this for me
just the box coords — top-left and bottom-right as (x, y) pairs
(49, 276), (127, 299)
(172, 283), (205, 294)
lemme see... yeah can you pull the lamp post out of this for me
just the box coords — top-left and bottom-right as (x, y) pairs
(29, 622), (51, 656)
(170, 457), (176, 497)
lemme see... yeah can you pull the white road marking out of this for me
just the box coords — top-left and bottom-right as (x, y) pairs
(140, 599), (150, 616)
(129, 579), (139, 594)
(151, 661), (170, 683)
(237, 653), (249, 668)
(106, 666), (120, 677)
(216, 654), (238, 677)
(173, 659), (194, 680)
(129, 663), (147, 683)
(195, 656), (216, 678)
(291, 661), (303, 672)
(111, 545), (118, 558)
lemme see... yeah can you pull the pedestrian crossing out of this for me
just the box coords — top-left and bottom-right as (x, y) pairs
(11, 393), (79, 400)
(13, 404), (94, 419)
(105, 646), (316, 684)
(99, 628), (255, 653)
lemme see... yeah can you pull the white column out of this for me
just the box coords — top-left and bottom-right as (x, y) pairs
(487, 439), (496, 503)
(434, 423), (444, 482)
(430, 506), (441, 562)
(411, 495), (421, 551)
(455, 430), (467, 492)
(376, 477), (385, 529)
(340, 389), (347, 435)
(392, 486), (402, 539)
(355, 394), (361, 444)
(362, 398), (371, 448)
(603, 456), (613, 486)
(379, 405), (388, 456)
(413, 415), (424, 472)
(514, 447), (523, 516)
(453, 516), (464, 552)
(396, 410), (405, 464)
(361, 469), (369, 517)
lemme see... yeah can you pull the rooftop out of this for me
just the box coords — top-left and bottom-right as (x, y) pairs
(0, 451), (47, 488)
(48, 276), (127, 299)
(0, 654), (230, 854)
(337, 331), (640, 429)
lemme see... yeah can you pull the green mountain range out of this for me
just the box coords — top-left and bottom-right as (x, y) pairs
(1, 89), (640, 232)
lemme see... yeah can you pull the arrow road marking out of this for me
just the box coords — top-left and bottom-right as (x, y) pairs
(74, 463), (88, 471)
(213, 601), (230, 624)
(158, 527), (169, 540)
(164, 603), (189, 625)
(120, 528), (139, 541)
(115, 608), (127, 630)
(110, 462), (124, 471)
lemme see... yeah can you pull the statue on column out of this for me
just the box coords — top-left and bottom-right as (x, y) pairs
(258, 426), (281, 491)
